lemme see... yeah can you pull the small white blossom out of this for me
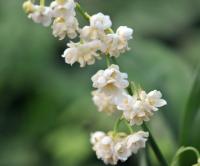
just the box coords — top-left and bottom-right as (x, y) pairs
(50, 0), (76, 18)
(92, 90), (117, 114)
(117, 90), (167, 126)
(114, 140), (131, 161)
(28, 6), (52, 27)
(80, 26), (106, 43)
(102, 26), (133, 57)
(50, 0), (79, 39)
(126, 131), (149, 154)
(93, 135), (117, 165)
(116, 26), (133, 40)
(139, 90), (167, 111)
(62, 40), (102, 67)
(52, 17), (78, 40)
(122, 99), (153, 125)
(90, 13), (112, 30)
(90, 131), (106, 144)
(91, 65), (129, 91)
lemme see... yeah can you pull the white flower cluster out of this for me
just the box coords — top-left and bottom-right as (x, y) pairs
(23, 1), (133, 67)
(23, 0), (78, 39)
(91, 64), (129, 114)
(91, 65), (167, 125)
(91, 131), (149, 165)
(118, 90), (167, 125)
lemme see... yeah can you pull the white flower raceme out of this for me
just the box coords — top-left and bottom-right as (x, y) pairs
(28, 5), (53, 27)
(102, 26), (133, 57)
(91, 131), (148, 165)
(90, 13), (112, 30)
(62, 40), (102, 67)
(92, 90), (117, 114)
(52, 17), (78, 39)
(91, 65), (129, 92)
(117, 90), (167, 126)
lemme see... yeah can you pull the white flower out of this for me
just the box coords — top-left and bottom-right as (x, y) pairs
(102, 26), (133, 57)
(62, 40), (102, 67)
(28, 5), (52, 27)
(52, 17), (78, 40)
(90, 131), (106, 144)
(139, 90), (167, 111)
(103, 33), (129, 57)
(91, 131), (149, 165)
(126, 131), (149, 154)
(125, 99), (153, 125)
(92, 135), (117, 165)
(91, 65), (129, 91)
(50, 0), (76, 18)
(90, 13), (112, 30)
(50, 0), (78, 39)
(92, 90), (117, 114)
(117, 90), (167, 126)
(80, 26), (106, 43)
(116, 26), (133, 40)
(114, 140), (131, 161)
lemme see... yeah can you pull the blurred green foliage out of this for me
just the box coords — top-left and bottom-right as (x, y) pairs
(0, 0), (199, 166)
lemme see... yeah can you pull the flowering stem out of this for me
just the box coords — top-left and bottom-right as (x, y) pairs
(123, 119), (133, 134)
(142, 123), (168, 166)
(106, 54), (111, 67)
(114, 117), (123, 133)
(75, 3), (90, 21)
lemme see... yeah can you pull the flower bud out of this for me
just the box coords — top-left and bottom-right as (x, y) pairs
(23, 1), (34, 13)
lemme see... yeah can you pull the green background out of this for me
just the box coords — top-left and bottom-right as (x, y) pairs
(0, 0), (199, 165)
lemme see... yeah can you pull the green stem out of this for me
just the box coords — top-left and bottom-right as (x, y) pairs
(145, 145), (153, 166)
(142, 123), (168, 166)
(106, 54), (111, 67)
(113, 117), (122, 133)
(123, 119), (133, 134)
(75, 2), (114, 35)
(75, 3), (90, 21)
(40, 0), (45, 6)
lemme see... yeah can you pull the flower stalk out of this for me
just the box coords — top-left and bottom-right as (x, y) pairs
(142, 123), (169, 166)
(40, 0), (45, 6)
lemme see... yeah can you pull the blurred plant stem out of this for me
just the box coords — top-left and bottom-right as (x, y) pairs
(142, 123), (168, 166)
(40, 0), (45, 6)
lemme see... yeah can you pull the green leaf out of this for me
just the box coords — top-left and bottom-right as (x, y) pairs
(180, 67), (200, 165)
